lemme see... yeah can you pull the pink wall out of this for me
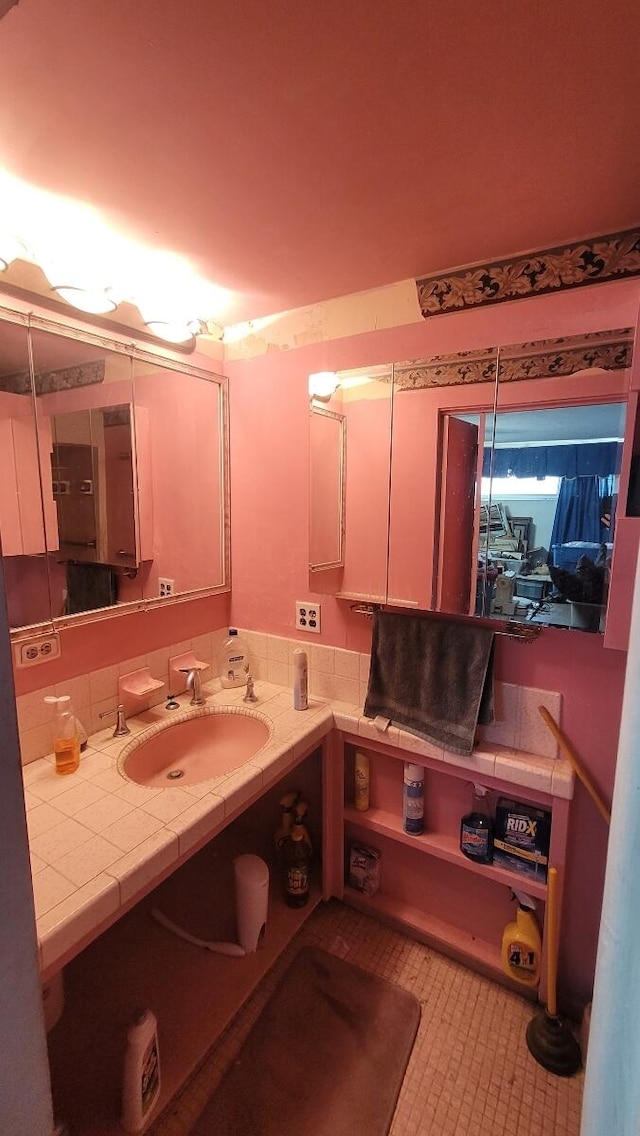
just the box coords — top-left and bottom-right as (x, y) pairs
(226, 279), (640, 1009)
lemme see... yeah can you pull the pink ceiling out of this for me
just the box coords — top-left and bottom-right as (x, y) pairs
(0, 1), (638, 324)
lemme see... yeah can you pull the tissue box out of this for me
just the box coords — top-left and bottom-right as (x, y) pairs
(348, 843), (381, 896)
(492, 797), (551, 881)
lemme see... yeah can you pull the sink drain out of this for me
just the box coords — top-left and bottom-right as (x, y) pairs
(167, 769), (185, 780)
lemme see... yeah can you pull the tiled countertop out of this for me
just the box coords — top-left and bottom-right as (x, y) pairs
(22, 678), (574, 977)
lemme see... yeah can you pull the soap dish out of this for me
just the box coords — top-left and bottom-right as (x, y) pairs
(118, 668), (165, 699)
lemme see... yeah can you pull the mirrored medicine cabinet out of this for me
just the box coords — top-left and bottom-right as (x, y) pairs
(0, 306), (229, 637)
(309, 325), (636, 637)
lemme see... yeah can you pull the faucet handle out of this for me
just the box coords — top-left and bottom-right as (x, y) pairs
(99, 703), (131, 738)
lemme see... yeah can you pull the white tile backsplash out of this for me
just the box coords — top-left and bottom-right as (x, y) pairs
(16, 627), (562, 766)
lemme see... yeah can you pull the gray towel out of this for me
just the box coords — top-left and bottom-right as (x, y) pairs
(364, 610), (495, 756)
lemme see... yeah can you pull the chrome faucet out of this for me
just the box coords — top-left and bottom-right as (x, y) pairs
(243, 674), (258, 703)
(181, 667), (206, 707)
(99, 703), (131, 737)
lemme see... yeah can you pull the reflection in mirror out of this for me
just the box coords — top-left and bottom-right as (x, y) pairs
(475, 401), (626, 632)
(131, 357), (226, 602)
(1, 307), (228, 634)
(29, 327), (144, 621)
(309, 364), (393, 603)
(0, 318), (54, 629)
(388, 347), (498, 609)
(474, 327), (634, 633)
(309, 405), (345, 570)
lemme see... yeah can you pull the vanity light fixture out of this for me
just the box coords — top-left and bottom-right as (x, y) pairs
(142, 317), (205, 345)
(308, 371), (340, 401)
(52, 284), (119, 316)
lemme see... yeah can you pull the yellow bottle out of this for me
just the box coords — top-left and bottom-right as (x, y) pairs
(501, 890), (541, 987)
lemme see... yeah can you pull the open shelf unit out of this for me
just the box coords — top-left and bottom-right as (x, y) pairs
(338, 735), (569, 1001)
(48, 749), (323, 1136)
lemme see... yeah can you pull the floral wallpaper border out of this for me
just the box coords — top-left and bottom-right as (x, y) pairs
(415, 228), (640, 318)
(394, 328), (634, 391)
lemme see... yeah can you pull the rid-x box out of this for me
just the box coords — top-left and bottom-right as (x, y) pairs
(349, 843), (381, 896)
(492, 797), (551, 881)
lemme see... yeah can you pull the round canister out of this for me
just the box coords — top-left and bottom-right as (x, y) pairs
(234, 854), (269, 953)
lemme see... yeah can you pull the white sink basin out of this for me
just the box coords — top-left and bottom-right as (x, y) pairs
(119, 707), (271, 787)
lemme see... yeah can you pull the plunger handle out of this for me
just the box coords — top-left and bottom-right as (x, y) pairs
(538, 705), (611, 825)
(546, 866), (559, 1018)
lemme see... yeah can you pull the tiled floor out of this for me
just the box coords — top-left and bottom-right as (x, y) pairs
(148, 899), (584, 1136)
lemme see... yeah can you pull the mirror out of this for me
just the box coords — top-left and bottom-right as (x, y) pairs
(0, 316), (54, 628)
(309, 365), (393, 603)
(131, 356), (226, 603)
(309, 404), (345, 570)
(0, 307), (229, 633)
(473, 329), (633, 633)
(308, 327), (634, 636)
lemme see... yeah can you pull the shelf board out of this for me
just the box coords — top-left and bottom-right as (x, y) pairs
(48, 845), (321, 1136)
(344, 806), (547, 900)
(342, 887), (536, 999)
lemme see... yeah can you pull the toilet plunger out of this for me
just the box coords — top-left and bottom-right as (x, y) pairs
(526, 866), (581, 1076)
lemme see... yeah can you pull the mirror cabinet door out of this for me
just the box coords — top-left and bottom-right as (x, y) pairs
(389, 348), (499, 615)
(481, 329), (634, 633)
(29, 327), (144, 620)
(0, 317), (55, 629)
(309, 405), (345, 571)
(132, 357), (227, 601)
(309, 364), (393, 604)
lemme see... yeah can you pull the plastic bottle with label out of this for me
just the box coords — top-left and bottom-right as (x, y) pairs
(354, 751), (370, 811)
(44, 695), (80, 775)
(121, 1008), (161, 1132)
(282, 817), (310, 907)
(501, 891), (541, 987)
(218, 628), (250, 688)
(460, 783), (493, 863)
(403, 763), (425, 835)
(292, 648), (308, 709)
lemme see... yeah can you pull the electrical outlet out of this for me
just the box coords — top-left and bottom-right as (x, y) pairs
(15, 633), (61, 668)
(295, 601), (321, 633)
(159, 578), (175, 597)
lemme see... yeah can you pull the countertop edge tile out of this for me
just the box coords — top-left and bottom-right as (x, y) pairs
(29, 683), (575, 974)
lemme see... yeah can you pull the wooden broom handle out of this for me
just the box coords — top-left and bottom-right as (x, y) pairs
(546, 866), (559, 1018)
(538, 705), (611, 825)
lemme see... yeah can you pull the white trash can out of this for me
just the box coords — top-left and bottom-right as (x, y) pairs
(234, 854), (269, 953)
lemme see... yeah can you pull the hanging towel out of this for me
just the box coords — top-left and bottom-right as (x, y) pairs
(65, 561), (118, 615)
(364, 610), (495, 756)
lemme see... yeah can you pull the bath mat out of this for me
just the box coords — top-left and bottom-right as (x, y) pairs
(189, 944), (421, 1136)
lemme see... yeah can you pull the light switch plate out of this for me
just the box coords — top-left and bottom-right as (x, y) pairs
(295, 601), (321, 633)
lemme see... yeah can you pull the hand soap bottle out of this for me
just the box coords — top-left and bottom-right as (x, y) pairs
(44, 695), (80, 775)
(218, 628), (249, 688)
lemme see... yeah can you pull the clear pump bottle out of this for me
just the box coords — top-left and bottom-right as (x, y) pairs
(44, 695), (80, 775)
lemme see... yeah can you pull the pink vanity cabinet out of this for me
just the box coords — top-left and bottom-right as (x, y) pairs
(326, 732), (572, 1005)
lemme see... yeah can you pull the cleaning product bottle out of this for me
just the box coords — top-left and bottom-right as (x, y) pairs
(354, 750), (370, 811)
(44, 695), (80, 775)
(121, 1007), (161, 1132)
(218, 628), (250, 688)
(460, 783), (493, 863)
(403, 763), (425, 835)
(274, 790), (299, 865)
(282, 816), (310, 908)
(501, 890), (542, 987)
(292, 795), (313, 854)
(292, 647), (308, 709)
